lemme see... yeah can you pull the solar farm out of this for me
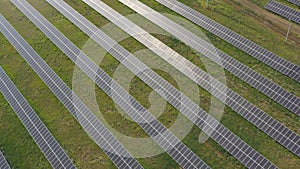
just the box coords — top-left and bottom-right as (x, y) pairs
(0, 0), (299, 169)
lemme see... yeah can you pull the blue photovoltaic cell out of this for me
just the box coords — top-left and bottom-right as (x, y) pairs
(120, 0), (300, 117)
(156, 0), (300, 116)
(25, 0), (279, 168)
(155, 0), (300, 84)
(0, 11), (142, 169)
(83, 0), (300, 158)
(42, 0), (209, 168)
(117, 0), (299, 157)
(0, 66), (76, 169)
(265, 0), (300, 24)
(0, 151), (11, 169)
(9, 0), (209, 168)
(286, 0), (300, 7)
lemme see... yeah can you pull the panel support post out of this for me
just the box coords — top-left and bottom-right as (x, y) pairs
(285, 19), (291, 43)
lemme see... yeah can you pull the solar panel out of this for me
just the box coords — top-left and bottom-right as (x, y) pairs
(0, 151), (11, 169)
(286, 0), (300, 7)
(10, 1), (209, 168)
(83, 0), (300, 157)
(49, 1), (210, 168)
(265, 0), (300, 24)
(29, 0), (280, 168)
(0, 66), (76, 169)
(154, 0), (300, 82)
(119, 0), (300, 117)
(0, 12), (142, 169)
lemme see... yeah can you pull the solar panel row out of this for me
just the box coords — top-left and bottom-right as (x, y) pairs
(286, 0), (300, 7)
(0, 9), (142, 169)
(12, 0), (210, 168)
(83, 0), (300, 157)
(155, 0), (300, 83)
(119, 0), (300, 117)
(0, 151), (10, 169)
(43, 1), (209, 168)
(35, 0), (279, 168)
(0, 66), (76, 168)
(265, 0), (300, 24)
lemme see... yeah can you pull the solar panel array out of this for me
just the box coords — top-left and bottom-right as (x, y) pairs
(265, 0), (300, 24)
(11, 0), (210, 168)
(286, 0), (300, 7)
(45, 0), (210, 168)
(12, 0), (279, 168)
(83, 0), (300, 157)
(27, 0), (281, 168)
(0, 151), (10, 169)
(0, 9), (142, 169)
(119, 0), (300, 117)
(1, 0), (297, 168)
(0, 66), (76, 169)
(154, 0), (300, 83)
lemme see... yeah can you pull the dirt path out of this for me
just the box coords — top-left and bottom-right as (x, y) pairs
(236, 0), (300, 45)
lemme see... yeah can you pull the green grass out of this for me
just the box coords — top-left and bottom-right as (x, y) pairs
(0, 0), (299, 169)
